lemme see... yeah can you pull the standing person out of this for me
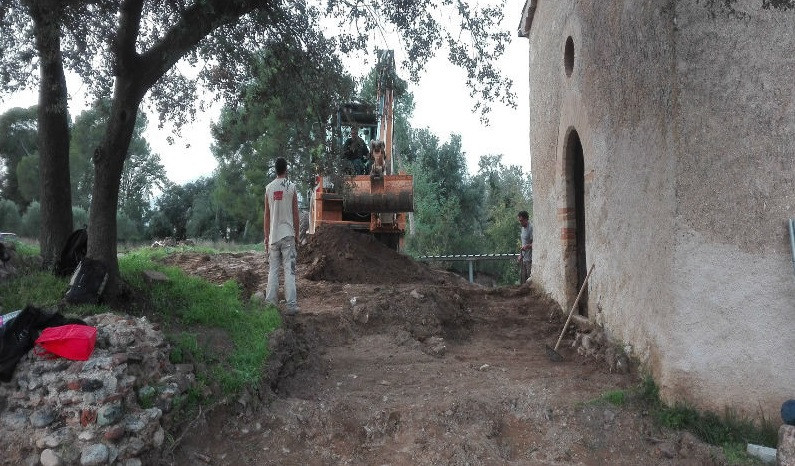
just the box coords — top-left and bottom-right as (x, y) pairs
(517, 210), (533, 283)
(369, 140), (386, 176)
(264, 157), (300, 315)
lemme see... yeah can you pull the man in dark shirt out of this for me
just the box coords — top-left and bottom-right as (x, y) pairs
(343, 126), (369, 175)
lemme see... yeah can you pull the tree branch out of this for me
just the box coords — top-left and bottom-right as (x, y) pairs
(115, 0), (145, 77)
(137, 0), (274, 89)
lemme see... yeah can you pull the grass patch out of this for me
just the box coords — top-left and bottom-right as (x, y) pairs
(0, 271), (70, 310)
(117, 241), (263, 255)
(600, 390), (627, 406)
(119, 249), (281, 397)
(11, 240), (40, 257)
(0, 270), (109, 317)
(637, 376), (777, 455)
(2, 245), (281, 407)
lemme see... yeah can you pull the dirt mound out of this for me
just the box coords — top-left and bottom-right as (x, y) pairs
(342, 285), (474, 343)
(300, 226), (446, 285)
(160, 252), (265, 298)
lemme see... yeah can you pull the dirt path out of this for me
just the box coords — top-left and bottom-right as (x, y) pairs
(161, 228), (725, 465)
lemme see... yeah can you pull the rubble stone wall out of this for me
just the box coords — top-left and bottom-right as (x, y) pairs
(0, 313), (194, 465)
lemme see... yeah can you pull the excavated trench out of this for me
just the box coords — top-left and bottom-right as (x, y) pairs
(161, 227), (726, 465)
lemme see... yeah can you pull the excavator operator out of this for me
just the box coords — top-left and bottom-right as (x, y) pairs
(343, 126), (370, 175)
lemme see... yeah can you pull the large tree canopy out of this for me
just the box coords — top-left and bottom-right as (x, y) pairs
(0, 0), (515, 292)
(211, 38), (355, 197)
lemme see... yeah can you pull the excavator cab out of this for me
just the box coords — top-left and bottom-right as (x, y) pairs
(337, 102), (378, 176)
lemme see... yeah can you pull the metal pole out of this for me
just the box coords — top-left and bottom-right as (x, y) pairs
(789, 219), (795, 276)
(468, 260), (474, 283)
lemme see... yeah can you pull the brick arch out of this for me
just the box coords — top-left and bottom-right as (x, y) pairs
(560, 127), (588, 316)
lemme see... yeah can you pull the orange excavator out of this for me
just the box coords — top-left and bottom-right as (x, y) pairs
(308, 50), (414, 250)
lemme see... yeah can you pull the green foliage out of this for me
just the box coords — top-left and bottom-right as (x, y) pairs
(212, 164), (259, 241)
(405, 160), (464, 255)
(118, 249), (281, 396)
(0, 268), (108, 316)
(210, 41), (355, 241)
(358, 60), (415, 167)
(70, 100), (167, 227)
(0, 199), (22, 232)
(1, 0), (515, 282)
(0, 243), (280, 399)
(471, 155), (533, 283)
(0, 0), (514, 122)
(71, 206), (88, 230)
(637, 377), (778, 449)
(186, 182), (222, 240)
(147, 211), (174, 240)
(15, 241), (39, 257)
(404, 140), (532, 286)
(0, 271), (68, 310)
(722, 442), (765, 464)
(150, 180), (214, 240)
(169, 332), (200, 364)
(600, 390), (628, 406)
(137, 386), (157, 409)
(16, 154), (39, 203)
(639, 375), (661, 403)
(117, 212), (142, 242)
(404, 129), (485, 256)
(169, 386), (204, 423)
(69, 103), (105, 210)
(0, 106), (37, 207)
(20, 201), (41, 237)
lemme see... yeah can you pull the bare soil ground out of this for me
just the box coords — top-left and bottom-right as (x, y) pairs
(159, 227), (726, 465)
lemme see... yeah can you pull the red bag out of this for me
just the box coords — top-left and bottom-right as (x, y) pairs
(34, 324), (97, 361)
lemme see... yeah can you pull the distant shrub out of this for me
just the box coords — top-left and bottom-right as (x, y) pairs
(72, 206), (89, 230)
(117, 212), (142, 242)
(20, 201), (41, 237)
(0, 199), (21, 232)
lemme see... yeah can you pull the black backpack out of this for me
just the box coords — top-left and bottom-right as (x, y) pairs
(0, 305), (86, 382)
(64, 258), (109, 305)
(55, 227), (88, 276)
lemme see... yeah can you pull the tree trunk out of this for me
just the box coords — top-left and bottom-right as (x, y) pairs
(87, 79), (142, 295)
(29, 0), (73, 269)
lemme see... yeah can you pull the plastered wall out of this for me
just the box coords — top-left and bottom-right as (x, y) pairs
(665, 0), (795, 418)
(525, 0), (795, 420)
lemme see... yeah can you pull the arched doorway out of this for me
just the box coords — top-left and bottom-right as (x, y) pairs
(563, 129), (588, 316)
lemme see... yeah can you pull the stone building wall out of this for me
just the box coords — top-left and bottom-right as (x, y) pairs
(522, 0), (795, 420)
(665, 0), (795, 418)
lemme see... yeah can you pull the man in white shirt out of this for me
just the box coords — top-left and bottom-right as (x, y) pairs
(517, 210), (533, 283)
(264, 157), (300, 315)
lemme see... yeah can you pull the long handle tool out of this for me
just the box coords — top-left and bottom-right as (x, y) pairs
(546, 263), (596, 362)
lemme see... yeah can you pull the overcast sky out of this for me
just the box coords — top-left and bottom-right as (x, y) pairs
(1, 0), (530, 185)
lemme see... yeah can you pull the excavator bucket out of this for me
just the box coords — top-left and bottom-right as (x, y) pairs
(342, 175), (413, 213)
(309, 174), (413, 250)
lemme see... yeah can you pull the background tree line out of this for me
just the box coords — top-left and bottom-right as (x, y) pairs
(0, 0), (514, 294)
(0, 101), (167, 241)
(1, 43), (532, 285)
